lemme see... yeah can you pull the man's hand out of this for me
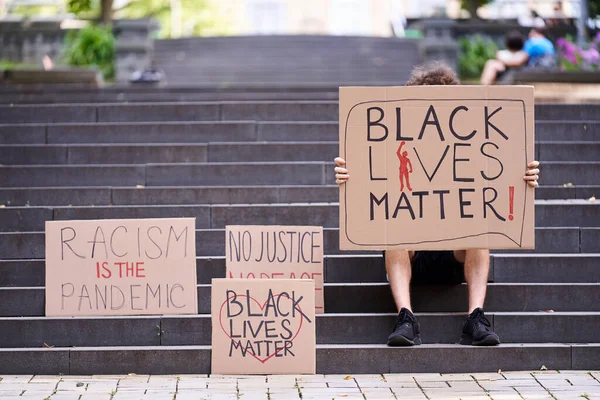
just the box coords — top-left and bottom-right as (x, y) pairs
(334, 157), (349, 185)
(524, 160), (540, 188)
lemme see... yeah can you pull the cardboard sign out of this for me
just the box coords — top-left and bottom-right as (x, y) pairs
(225, 225), (324, 313)
(339, 85), (535, 250)
(45, 218), (198, 316)
(211, 278), (316, 375)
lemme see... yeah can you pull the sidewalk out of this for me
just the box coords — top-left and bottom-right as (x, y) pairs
(1, 371), (599, 400)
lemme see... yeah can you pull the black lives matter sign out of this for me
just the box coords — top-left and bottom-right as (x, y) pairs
(339, 86), (534, 250)
(211, 279), (316, 374)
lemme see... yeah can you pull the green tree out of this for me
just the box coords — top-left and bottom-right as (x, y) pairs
(590, 0), (599, 18)
(67, 0), (230, 37)
(8, 2), (65, 17)
(460, 0), (493, 18)
(67, 0), (93, 15)
(458, 35), (498, 80)
(64, 0), (115, 79)
(116, 0), (231, 38)
(67, 0), (113, 23)
(63, 24), (115, 78)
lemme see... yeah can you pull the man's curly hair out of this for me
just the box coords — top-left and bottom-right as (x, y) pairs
(405, 63), (460, 86)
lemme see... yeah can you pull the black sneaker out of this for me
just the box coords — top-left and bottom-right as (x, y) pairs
(459, 308), (500, 346)
(387, 308), (422, 346)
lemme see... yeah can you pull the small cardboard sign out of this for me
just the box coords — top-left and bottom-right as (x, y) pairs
(225, 225), (324, 313)
(211, 278), (316, 375)
(45, 218), (198, 316)
(339, 85), (535, 250)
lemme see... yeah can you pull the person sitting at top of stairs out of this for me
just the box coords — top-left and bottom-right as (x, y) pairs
(333, 63), (541, 347)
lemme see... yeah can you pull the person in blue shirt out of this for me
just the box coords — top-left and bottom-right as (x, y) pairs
(524, 27), (556, 67)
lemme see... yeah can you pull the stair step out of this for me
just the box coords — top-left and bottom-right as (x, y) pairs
(539, 162), (600, 185)
(0, 201), (598, 232)
(2, 141), (598, 164)
(535, 121), (600, 141)
(2, 283), (599, 316)
(2, 102), (600, 124)
(0, 124), (46, 144)
(0, 312), (598, 348)
(535, 104), (600, 120)
(0, 102), (337, 123)
(1, 227), (596, 259)
(0, 90), (342, 104)
(0, 343), (596, 374)
(0, 186), (337, 207)
(2, 121), (599, 145)
(46, 121), (258, 144)
(1, 161), (598, 187)
(535, 185), (598, 200)
(2, 253), (599, 288)
(0, 162), (331, 187)
(536, 141), (600, 161)
(0, 164), (148, 187)
(0, 185), (597, 207)
(0, 121), (338, 144)
(490, 254), (600, 283)
(0, 142), (338, 164)
(321, 283), (600, 313)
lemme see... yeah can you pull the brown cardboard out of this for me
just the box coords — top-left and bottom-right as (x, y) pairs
(45, 218), (198, 316)
(339, 85), (535, 250)
(225, 225), (324, 313)
(211, 278), (316, 375)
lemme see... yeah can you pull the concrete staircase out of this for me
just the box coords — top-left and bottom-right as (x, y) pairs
(152, 36), (421, 85)
(0, 99), (599, 375)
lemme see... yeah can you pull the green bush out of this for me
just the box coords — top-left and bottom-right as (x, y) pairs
(63, 24), (115, 79)
(0, 60), (39, 70)
(0, 60), (20, 70)
(458, 35), (498, 80)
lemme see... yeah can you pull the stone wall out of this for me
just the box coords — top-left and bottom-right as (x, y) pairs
(113, 19), (159, 83)
(0, 18), (72, 66)
(420, 18), (460, 71)
(0, 18), (159, 84)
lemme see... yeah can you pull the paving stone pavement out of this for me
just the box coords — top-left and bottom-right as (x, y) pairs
(0, 371), (598, 399)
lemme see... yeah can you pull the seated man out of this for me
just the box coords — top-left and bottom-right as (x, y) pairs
(481, 31), (528, 85)
(334, 64), (540, 346)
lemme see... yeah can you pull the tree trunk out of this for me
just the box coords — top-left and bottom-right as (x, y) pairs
(467, 0), (480, 18)
(101, 0), (114, 24)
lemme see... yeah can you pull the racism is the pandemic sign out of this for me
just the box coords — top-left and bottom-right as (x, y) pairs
(211, 278), (316, 375)
(339, 86), (535, 250)
(45, 218), (198, 316)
